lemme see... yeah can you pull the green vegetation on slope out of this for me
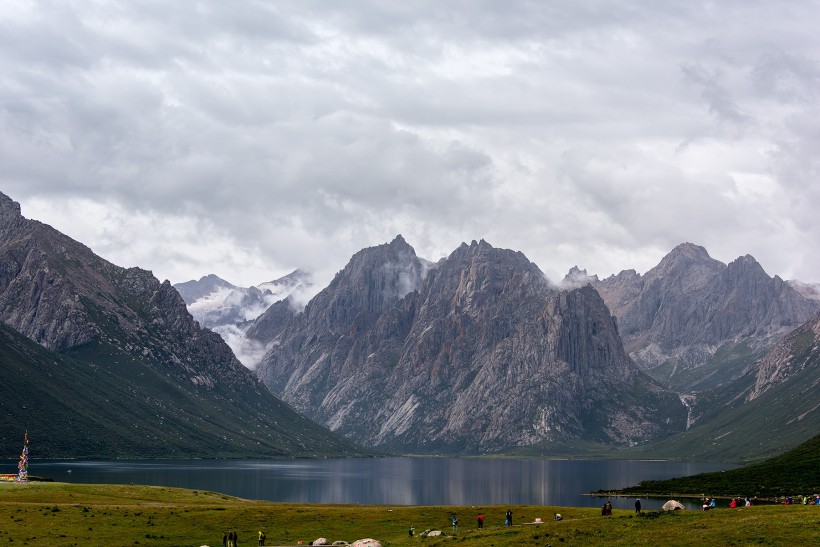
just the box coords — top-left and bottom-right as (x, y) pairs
(619, 434), (820, 497)
(0, 482), (818, 546)
(0, 323), (362, 459)
(619, 358), (819, 462)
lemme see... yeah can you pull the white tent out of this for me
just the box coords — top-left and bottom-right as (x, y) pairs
(662, 500), (685, 511)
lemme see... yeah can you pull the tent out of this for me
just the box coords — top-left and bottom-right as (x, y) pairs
(662, 500), (685, 511)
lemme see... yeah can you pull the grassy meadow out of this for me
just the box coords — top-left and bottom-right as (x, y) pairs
(1, 482), (818, 546)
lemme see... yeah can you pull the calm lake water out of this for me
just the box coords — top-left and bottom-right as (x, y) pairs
(10, 458), (736, 510)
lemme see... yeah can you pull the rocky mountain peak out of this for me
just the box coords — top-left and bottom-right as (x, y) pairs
(563, 266), (599, 288)
(256, 237), (685, 453)
(653, 242), (718, 274)
(592, 243), (820, 389)
(297, 235), (425, 334)
(0, 191), (21, 217)
(0, 191), (25, 239)
(388, 234), (409, 247)
(175, 274), (237, 304)
(726, 254), (766, 277)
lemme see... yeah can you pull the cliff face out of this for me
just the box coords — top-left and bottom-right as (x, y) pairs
(0, 191), (358, 458)
(748, 310), (820, 401)
(592, 243), (819, 387)
(254, 237), (686, 453)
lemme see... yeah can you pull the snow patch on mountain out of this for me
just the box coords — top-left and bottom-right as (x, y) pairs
(174, 269), (313, 368)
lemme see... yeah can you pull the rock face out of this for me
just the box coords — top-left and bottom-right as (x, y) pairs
(592, 243), (819, 386)
(0, 191), (357, 458)
(748, 310), (820, 401)
(254, 236), (686, 453)
(638, 309), (820, 461)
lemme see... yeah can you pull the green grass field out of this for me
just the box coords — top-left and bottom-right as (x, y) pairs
(1, 482), (818, 546)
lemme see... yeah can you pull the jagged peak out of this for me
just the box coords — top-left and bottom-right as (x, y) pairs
(728, 254), (761, 266)
(562, 266), (599, 288)
(652, 242), (721, 275)
(726, 253), (767, 277)
(668, 242), (711, 260)
(0, 192), (25, 236)
(200, 273), (232, 284)
(600, 268), (641, 283)
(389, 234), (408, 247)
(0, 191), (21, 217)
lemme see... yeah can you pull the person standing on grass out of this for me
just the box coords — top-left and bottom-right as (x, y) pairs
(635, 498), (641, 514)
(451, 514), (459, 532)
(477, 513), (484, 529)
(505, 509), (512, 526)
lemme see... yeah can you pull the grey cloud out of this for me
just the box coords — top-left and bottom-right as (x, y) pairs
(2, 0), (820, 288)
(681, 63), (753, 134)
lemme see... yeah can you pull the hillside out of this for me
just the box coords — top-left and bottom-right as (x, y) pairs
(0, 323), (357, 458)
(0, 191), (360, 459)
(618, 310), (820, 462)
(619, 434), (820, 497)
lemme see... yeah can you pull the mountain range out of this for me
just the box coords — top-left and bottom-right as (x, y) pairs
(3, 186), (819, 461)
(0, 191), (359, 458)
(251, 236), (688, 454)
(175, 270), (312, 330)
(245, 237), (820, 459)
(174, 270), (312, 368)
(586, 243), (818, 391)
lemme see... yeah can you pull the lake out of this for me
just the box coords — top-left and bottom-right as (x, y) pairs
(10, 458), (736, 510)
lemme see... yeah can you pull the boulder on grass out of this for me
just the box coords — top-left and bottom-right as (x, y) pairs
(351, 540), (381, 547)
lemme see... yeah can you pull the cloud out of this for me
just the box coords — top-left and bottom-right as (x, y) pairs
(2, 0), (820, 289)
(212, 324), (269, 370)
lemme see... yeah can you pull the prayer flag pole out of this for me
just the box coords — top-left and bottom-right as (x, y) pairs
(16, 431), (28, 483)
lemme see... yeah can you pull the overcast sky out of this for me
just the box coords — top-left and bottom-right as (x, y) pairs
(3, 1), (819, 289)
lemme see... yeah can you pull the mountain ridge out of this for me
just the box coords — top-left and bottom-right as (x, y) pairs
(0, 191), (360, 458)
(590, 242), (819, 389)
(254, 236), (687, 453)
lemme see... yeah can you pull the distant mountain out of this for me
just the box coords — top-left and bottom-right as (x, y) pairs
(0, 191), (359, 459)
(621, 309), (820, 461)
(787, 279), (820, 302)
(591, 243), (819, 390)
(174, 270), (312, 368)
(253, 236), (687, 454)
(175, 270), (312, 329)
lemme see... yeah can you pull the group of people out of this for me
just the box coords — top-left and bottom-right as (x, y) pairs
(783, 494), (819, 505)
(411, 510), (511, 536)
(222, 531), (238, 547)
(221, 530), (267, 546)
(701, 496), (753, 510)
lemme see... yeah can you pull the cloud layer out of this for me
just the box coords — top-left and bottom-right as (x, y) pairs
(3, 1), (819, 286)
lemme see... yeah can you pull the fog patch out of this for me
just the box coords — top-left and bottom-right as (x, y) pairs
(286, 283), (322, 313)
(557, 266), (599, 290)
(213, 324), (269, 370)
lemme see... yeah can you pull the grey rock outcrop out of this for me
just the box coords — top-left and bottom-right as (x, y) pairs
(748, 310), (820, 401)
(255, 236), (686, 453)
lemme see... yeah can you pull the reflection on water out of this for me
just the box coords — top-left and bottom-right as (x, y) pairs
(9, 458), (736, 510)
